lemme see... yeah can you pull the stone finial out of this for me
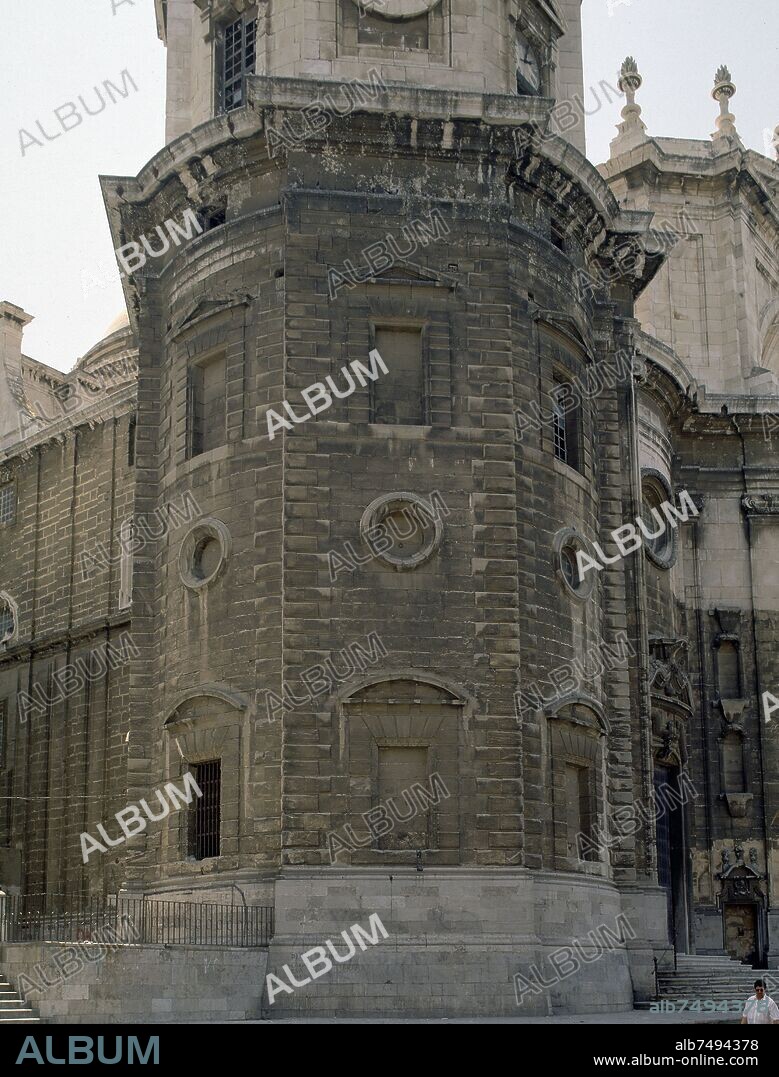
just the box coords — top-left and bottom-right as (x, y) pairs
(618, 56), (643, 100)
(774, 124), (779, 162)
(610, 57), (647, 157)
(712, 64), (738, 141)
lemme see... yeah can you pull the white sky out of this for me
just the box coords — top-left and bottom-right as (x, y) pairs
(0, 0), (777, 372)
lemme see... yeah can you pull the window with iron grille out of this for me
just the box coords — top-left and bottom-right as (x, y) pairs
(551, 375), (581, 472)
(0, 602), (14, 643)
(0, 701), (6, 769)
(189, 760), (221, 860)
(221, 14), (257, 113)
(0, 483), (15, 525)
(552, 398), (567, 462)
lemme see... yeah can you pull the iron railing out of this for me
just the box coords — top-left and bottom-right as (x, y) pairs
(0, 893), (273, 948)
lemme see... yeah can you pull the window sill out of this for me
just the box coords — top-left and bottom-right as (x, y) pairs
(553, 454), (590, 492)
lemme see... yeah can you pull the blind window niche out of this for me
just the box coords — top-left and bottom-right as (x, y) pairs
(187, 352), (226, 458)
(564, 762), (595, 861)
(716, 641), (741, 698)
(371, 327), (426, 425)
(377, 745), (429, 850)
(358, 11), (429, 50)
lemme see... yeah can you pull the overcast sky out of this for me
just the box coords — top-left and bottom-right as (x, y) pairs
(0, 0), (776, 372)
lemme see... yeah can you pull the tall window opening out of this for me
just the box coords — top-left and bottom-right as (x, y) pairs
(119, 518), (134, 611)
(189, 760), (221, 860)
(0, 483), (16, 526)
(0, 599), (15, 644)
(187, 353), (226, 458)
(552, 374), (581, 471)
(127, 418), (136, 467)
(220, 12), (257, 112)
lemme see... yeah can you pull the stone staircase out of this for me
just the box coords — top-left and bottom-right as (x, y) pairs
(654, 954), (777, 1007)
(0, 976), (40, 1024)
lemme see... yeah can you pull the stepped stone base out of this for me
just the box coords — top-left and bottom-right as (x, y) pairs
(264, 869), (668, 1018)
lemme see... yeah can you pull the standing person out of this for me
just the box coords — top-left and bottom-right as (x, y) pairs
(741, 979), (779, 1024)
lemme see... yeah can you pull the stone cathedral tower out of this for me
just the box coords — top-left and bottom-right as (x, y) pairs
(1, 0), (778, 1020)
(101, 0), (671, 1015)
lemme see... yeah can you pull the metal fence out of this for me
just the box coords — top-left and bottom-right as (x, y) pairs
(0, 893), (274, 948)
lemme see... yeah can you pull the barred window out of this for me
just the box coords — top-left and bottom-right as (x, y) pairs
(189, 760), (221, 860)
(0, 701), (6, 769)
(552, 397), (567, 462)
(552, 374), (581, 472)
(0, 601), (14, 643)
(221, 14), (257, 112)
(0, 483), (15, 525)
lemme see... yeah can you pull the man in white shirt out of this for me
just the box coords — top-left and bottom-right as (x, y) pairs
(741, 979), (779, 1024)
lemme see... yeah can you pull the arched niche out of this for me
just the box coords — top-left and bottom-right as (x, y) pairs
(334, 673), (471, 867)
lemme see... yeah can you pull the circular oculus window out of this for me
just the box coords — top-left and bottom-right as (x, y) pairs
(179, 518), (232, 591)
(553, 528), (596, 602)
(640, 469), (678, 570)
(359, 492), (444, 571)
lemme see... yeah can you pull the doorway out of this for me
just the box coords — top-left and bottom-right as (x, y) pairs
(654, 765), (689, 951)
(724, 904), (758, 964)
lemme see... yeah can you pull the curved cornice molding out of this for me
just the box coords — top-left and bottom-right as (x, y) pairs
(544, 691), (611, 735)
(101, 77), (665, 332)
(163, 683), (254, 726)
(334, 668), (476, 714)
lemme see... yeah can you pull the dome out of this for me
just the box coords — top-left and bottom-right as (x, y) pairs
(103, 310), (130, 336)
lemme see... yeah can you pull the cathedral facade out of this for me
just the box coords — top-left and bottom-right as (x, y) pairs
(0, 0), (778, 1017)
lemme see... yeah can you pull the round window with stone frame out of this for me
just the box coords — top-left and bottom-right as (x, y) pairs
(553, 528), (596, 602)
(359, 492), (444, 571)
(178, 518), (232, 592)
(640, 469), (677, 570)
